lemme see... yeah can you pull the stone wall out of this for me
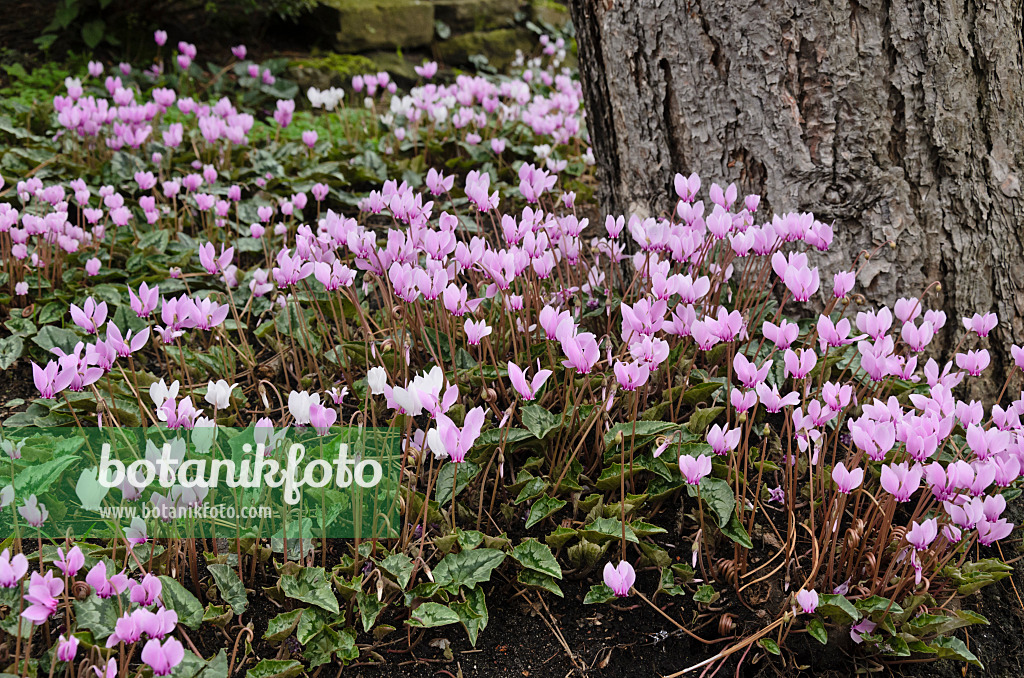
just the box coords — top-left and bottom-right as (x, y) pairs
(311, 0), (569, 69)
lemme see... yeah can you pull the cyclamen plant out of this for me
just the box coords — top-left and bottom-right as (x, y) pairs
(0, 22), (1019, 678)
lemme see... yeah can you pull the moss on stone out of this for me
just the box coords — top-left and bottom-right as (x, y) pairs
(437, 27), (535, 71)
(319, 0), (435, 53)
(432, 0), (520, 33)
(531, 0), (570, 29)
(288, 53), (378, 90)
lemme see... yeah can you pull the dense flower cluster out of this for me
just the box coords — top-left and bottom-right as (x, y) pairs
(0, 22), (1019, 674)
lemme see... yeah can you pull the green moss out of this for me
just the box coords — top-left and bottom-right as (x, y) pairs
(531, 0), (571, 29)
(291, 53), (377, 80)
(437, 28), (536, 71)
(318, 0), (435, 52)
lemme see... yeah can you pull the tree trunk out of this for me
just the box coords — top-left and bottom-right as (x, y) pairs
(569, 0), (1024, 392)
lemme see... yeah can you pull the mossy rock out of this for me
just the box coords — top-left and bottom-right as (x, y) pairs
(362, 52), (421, 86)
(531, 0), (570, 29)
(432, 0), (520, 33)
(319, 0), (435, 52)
(437, 27), (535, 71)
(288, 53), (378, 90)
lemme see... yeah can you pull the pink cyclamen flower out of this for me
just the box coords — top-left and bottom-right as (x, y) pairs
(427, 407), (486, 463)
(795, 588), (818, 614)
(129, 573), (162, 606)
(308, 403), (337, 436)
(21, 571), (63, 624)
(85, 258), (101, 276)
(732, 353), (772, 389)
(906, 518), (938, 551)
(154, 30), (167, 46)
(977, 518), (1014, 546)
(141, 637), (185, 676)
(783, 264), (820, 302)
(231, 45), (247, 59)
(93, 659), (117, 678)
(880, 462), (923, 502)
(57, 634), (79, 662)
(783, 348), (817, 379)
(0, 549), (29, 587)
(831, 462), (864, 494)
(86, 561), (130, 598)
(55, 546), (85, 577)
(833, 271), (855, 298)
(507, 362), (552, 401)
(955, 349), (990, 376)
(962, 312), (997, 337)
(464, 318), (492, 346)
(69, 297), (108, 334)
(130, 284), (159, 319)
(106, 612), (142, 647)
(730, 388), (757, 413)
(614, 360), (650, 391)
(602, 561), (635, 597)
(302, 130), (318, 148)
(18, 495), (48, 526)
(678, 454), (712, 485)
(414, 61), (438, 78)
(706, 424), (741, 456)
(135, 606), (178, 639)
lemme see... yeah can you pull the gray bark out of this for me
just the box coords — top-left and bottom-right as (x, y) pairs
(569, 0), (1024, 393)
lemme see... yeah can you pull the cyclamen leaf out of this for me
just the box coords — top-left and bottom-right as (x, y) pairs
(525, 495), (566, 528)
(74, 593), (120, 640)
(511, 539), (562, 579)
(158, 576), (204, 629)
(432, 548), (506, 592)
(279, 566), (339, 614)
(517, 569), (563, 597)
(407, 602), (461, 628)
(246, 659), (304, 678)
(521, 404), (561, 439)
(583, 583), (615, 604)
(264, 609), (303, 642)
(807, 618), (828, 644)
(0, 335), (23, 370)
(379, 553), (414, 590)
(208, 564), (249, 615)
(817, 594), (861, 624)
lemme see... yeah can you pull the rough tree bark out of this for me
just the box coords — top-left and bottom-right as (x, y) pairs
(569, 0), (1024, 393)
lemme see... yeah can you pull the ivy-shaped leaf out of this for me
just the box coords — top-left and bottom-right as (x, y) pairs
(817, 594), (861, 624)
(511, 539), (562, 580)
(208, 564), (249, 615)
(246, 659), (304, 678)
(407, 602), (460, 628)
(436, 461), (481, 506)
(450, 586), (489, 646)
(807, 618), (827, 644)
(720, 511), (753, 549)
(525, 495), (566, 529)
(580, 517), (638, 545)
(432, 548), (506, 593)
(379, 553), (414, 590)
(74, 593), (120, 640)
(264, 609), (302, 642)
(158, 576), (204, 629)
(688, 406), (724, 434)
(517, 569), (563, 598)
(521, 404), (561, 439)
(356, 590), (386, 632)
(583, 583), (615, 604)
(279, 566), (339, 615)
